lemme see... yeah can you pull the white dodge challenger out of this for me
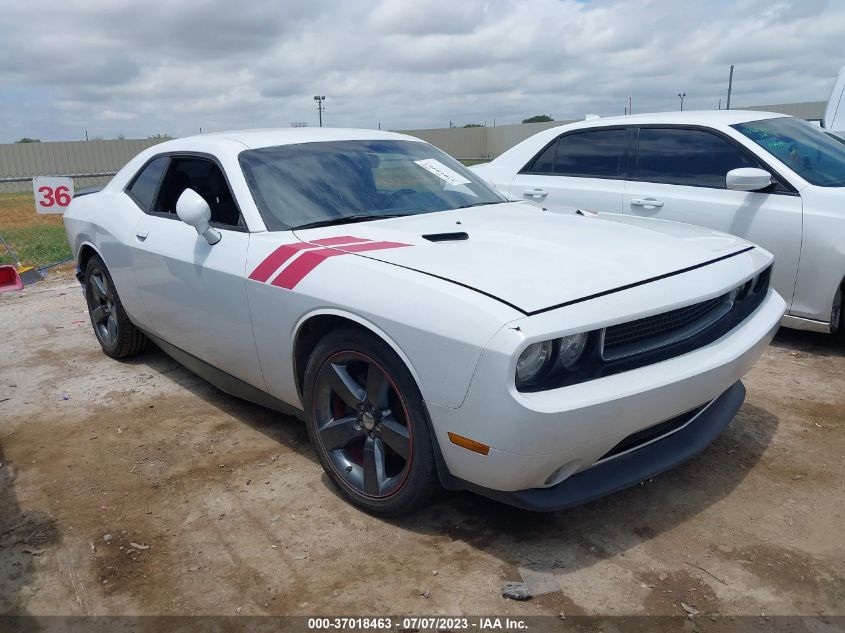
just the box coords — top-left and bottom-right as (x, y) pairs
(64, 128), (785, 515)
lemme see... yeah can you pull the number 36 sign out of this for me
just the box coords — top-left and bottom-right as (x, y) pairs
(33, 176), (74, 214)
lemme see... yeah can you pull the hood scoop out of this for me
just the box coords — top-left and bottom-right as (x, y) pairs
(422, 232), (469, 242)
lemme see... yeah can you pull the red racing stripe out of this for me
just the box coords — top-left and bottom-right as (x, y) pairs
(249, 242), (316, 282)
(310, 236), (372, 246)
(248, 235), (372, 282)
(271, 241), (409, 290)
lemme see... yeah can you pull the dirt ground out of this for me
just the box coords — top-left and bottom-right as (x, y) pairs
(1, 271), (843, 619)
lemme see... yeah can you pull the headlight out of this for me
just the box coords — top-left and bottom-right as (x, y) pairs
(516, 340), (554, 386)
(516, 333), (590, 389)
(558, 332), (588, 368)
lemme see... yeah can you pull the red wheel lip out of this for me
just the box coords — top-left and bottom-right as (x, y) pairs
(312, 349), (414, 500)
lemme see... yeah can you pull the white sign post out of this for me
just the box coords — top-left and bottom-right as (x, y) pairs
(33, 176), (74, 214)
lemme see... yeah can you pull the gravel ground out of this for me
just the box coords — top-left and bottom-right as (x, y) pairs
(1, 272), (843, 619)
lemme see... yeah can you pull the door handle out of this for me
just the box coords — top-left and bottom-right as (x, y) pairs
(630, 198), (664, 209)
(135, 228), (149, 241)
(523, 189), (548, 199)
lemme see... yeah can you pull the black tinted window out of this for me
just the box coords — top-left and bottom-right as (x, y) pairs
(554, 129), (628, 177)
(127, 156), (168, 210)
(154, 158), (241, 226)
(525, 141), (557, 174)
(636, 128), (757, 187)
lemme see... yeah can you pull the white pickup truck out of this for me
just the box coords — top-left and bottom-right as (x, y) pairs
(823, 65), (845, 140)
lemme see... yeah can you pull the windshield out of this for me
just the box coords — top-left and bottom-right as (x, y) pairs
(239, 139), (506, 230)
(732, 117), (845, 187)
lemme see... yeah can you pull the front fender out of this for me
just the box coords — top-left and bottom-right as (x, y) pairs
(246, 234), (520, 409)
(290, 307), (427, 400)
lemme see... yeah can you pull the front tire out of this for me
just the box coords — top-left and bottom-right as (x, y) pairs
(303, 327), (439, 516)
(833, 285), (843, 336)
(84, 255), (149, 359)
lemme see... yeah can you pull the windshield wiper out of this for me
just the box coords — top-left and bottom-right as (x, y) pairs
(454, 200), (509, 210)
(292, 214), (408, 230)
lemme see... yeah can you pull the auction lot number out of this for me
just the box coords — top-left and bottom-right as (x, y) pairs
(33, 176), (74, 214)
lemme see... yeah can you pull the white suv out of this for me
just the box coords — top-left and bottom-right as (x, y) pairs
(472, 111), (845, 334)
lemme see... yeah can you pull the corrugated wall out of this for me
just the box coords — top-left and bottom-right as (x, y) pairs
(398, 120), (574, 160)
(741, 101), (826, 121)
(485, 120), (572, 157)
(396, 126), (488, 160)
(0, 138), (165, 180)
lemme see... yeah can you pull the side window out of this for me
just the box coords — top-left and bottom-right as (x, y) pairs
(636, 128), (758, 188)
(126, 156), (169, 211)
(554, 129), (628, 178)
(523, 140), (558, 174)
(153, 157), (242, 227)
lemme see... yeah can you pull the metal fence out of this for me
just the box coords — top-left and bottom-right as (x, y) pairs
(0, 173), (116, 272)
(0, 138), (164, 273)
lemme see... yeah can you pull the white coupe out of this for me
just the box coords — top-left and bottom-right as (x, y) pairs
(472, 111), (845, 335)
(64, 128), (784, 515)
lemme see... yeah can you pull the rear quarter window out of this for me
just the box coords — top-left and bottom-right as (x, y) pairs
(126, 156), (169, 210)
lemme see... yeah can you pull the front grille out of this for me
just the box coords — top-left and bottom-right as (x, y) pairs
(602, 293), (733, 361)
(516, 264), (771, 393)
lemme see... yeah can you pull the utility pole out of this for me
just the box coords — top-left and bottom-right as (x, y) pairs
(726, 65), (734, 110)
(678, 93), (686, 111)
(313, 95), (326, 127)
(718, 97), (722, 110)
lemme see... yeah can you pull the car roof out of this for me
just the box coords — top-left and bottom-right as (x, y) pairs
(152, 127), (423, 152)
(566, 109), (788, 129)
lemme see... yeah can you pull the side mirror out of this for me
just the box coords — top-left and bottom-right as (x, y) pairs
(726, 167), (772, 192)
(176, 189), (221, 245)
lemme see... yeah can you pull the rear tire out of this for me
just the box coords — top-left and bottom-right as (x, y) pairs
(303, 327), (439, 516)
(84, 255), (149, 359)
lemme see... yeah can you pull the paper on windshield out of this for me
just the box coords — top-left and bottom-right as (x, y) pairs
(414, 159), (471, 186)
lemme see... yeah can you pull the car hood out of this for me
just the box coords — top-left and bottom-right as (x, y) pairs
(292, 203), (754, 314)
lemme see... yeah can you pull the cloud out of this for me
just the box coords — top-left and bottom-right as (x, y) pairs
(0, 0), (843, 142)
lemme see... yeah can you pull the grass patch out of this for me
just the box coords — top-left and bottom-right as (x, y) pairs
(0, 224), (71, 267)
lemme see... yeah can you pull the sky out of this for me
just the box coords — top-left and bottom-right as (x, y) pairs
(1, 0), (844, 143)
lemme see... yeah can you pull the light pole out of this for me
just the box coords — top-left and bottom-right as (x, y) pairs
(726, 64), (734, 110)
(678, 93), (686, 111)
(313, 95), (326, 127)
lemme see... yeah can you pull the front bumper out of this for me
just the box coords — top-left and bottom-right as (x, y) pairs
(458, 380), (744, 511)
(426, 288), (784, 498)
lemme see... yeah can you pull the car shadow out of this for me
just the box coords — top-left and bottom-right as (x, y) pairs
(770, 326), (844, 358)
(385, 402), (780, 580)
(126, 347), (779, 587)
(0, 442), (61, 627)
(126, 349), (317, 466)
